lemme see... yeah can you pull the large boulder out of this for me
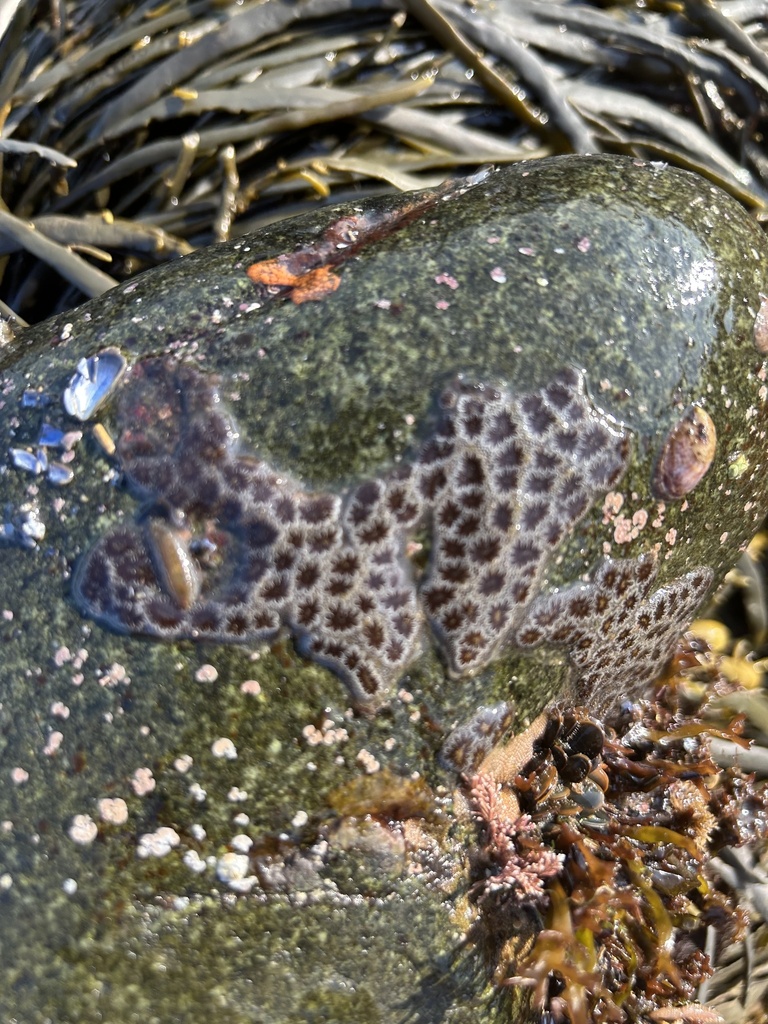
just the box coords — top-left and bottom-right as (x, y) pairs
(2, 155), (768, 1023)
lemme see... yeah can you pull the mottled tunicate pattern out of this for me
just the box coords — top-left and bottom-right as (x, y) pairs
(439, 702), (515, 773)
(421, 373), (629, 673)
(73, 359), (712, 709)
(517, 555), (713, 712)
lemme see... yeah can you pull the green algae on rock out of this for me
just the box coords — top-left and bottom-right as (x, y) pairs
(2, 155), (768, 1023)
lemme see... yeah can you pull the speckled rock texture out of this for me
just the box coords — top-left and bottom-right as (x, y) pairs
(1, 155), (768, 1023)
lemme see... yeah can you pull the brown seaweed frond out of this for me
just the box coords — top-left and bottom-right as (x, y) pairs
(4, 1), (768, 323)
(462, 638), (768, 1024)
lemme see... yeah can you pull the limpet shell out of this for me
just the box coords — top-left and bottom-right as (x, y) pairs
(145, 518), (202, 610)
(754, 293), (768, 354)
(652, 405), (717, 500)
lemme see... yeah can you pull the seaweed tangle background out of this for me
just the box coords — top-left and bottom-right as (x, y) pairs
(4, 0), (768, 325)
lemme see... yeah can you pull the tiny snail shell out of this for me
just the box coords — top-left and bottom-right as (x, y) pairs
(652, 405), (716, 500)
(145, 519), (202, 610)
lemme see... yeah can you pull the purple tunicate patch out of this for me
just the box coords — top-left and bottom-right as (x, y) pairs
(517, 555), (713, 711)
(72, 359), (712, 709)
(439, 702), (515, 772)
(419, 370), (630, 674)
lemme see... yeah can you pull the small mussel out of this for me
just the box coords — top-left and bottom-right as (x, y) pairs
(9, 445), (73, 485)
(9, 447), (46, 475)
(558, 752), (592, 785)
(63, 347), (127, 421)
(529, 708), (605, 789)
(47, 463), (74, 486)
(38, 422), (66, 448)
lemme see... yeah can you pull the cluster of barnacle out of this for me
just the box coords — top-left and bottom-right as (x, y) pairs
(8, 348), (125, 486)
(72, 354), (714, 710)
(461, 648), (768, 1024)
(0, 500), (46, 548)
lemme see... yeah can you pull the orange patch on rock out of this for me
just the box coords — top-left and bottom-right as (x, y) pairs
(246, 257), (340, 304)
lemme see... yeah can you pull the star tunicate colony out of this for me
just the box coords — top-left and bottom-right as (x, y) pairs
(72, 356), (713, 712)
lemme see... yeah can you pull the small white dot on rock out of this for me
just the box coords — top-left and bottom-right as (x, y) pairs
(216, 852), (256, 892)
(53, 646), (71, 667)
(68, 814), (98, 845)
(98, 797), (128, 825)
(356, 748), (380, 774)
(195, 663), (218, 683)
(136, 826), (180, 859)
(131, 767), (156, 796)
(189, 782), (207, 803)
(62, 877), (78, 895)
(211, 737), (237, 760)
(231, 833), (253, 853)
(43, 731), (63, 757)
(183, 849), (207, 874)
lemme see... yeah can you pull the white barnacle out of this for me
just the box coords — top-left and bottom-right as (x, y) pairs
(0, 503), (45, 549)
(62, 347), (126, 421)
(15, 503), (45, 547)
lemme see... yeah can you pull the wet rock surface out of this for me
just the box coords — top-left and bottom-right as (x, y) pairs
(1, 155), (768, 1023)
